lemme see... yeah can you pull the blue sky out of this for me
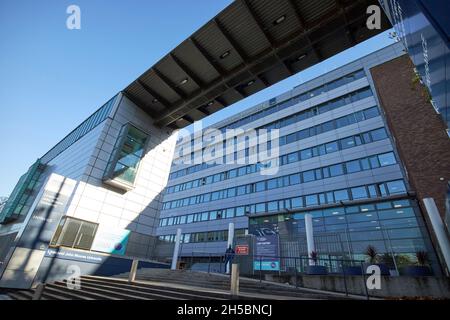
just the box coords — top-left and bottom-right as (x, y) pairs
(0, 1), (394, 196)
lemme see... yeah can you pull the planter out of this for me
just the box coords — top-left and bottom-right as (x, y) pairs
(342, 266), (363, 275)
(306, 265), (328, 275)
(401, 265), (433, 277)
(364, 263), (390, 276)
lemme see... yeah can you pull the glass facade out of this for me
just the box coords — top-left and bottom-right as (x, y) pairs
(170, 86), (374, 180)
(103, 123), (148, 190)
(162, 152), (400, 210)
(0, 159), (46, 224)
(170, 105), (382, 182)
(249, 198), (438, 271)
(50, 216), (98, 250)
(158, 228), (246, 244)
(160, 179), (407, 224)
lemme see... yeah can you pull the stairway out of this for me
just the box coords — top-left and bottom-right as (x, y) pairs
(3, 269), (354, 300)
(2, 275), (240, 300)
(113, 268), (347, 299)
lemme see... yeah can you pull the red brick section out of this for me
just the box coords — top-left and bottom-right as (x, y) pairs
(370, 55), (450, 220)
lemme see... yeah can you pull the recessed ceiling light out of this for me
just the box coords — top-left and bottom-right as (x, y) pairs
(297, 53), (307, 61)
(273, 15), (286, 25)
(180, 78), (189, 85)
(220, 50), (231, 59)
(246, 80), (255, 86)
(152, 98), (158, 103)
(207, 101), (214, 106)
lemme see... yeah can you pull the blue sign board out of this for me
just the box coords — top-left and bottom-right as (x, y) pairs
(253, 235), (280, 271)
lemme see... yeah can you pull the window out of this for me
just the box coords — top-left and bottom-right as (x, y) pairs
(370, 128), (388, 141)
(340, 137), (355, 149)
(290, 173), (301, 185)
(292, 197), (303, 208)
(305, 194), (318, 206)
(325, 142), (339, 153)
(286, 132), (297, 144)
(369, 156), (380, 168)
(225, 208), (234, 219)
(300, 149), (313, 160)
(351, 186), (368, 199)
(103, 124), (148, 190)
(363, 107), (379, 119)
(361, 158), (371, 170)
(287, 152), (298, 163)
(267, 178), (278, 190)
(329, 164), (344, 176)
(236, 207), (245, 217)
(386, 180), (406, 194)
(378, 152), (396, 166)
(303, 170), (315, 182)
(227, 188), (236, 197)
(255, 203), (266, 213)
(255, 181), (266, 192)
(229, 169), (237, 178)
(268, 201), (278, 212)
(237, 185), (247, 196)
(334, 189), (349, 201)
(346, 160), (361, 173)
(51, 217), (98, 250)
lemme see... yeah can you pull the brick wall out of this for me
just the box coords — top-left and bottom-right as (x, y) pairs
(370, 55), (450, 219)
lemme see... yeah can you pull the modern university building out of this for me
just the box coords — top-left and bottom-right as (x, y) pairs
(0, 0), (449, 290)
(156, 42), (450, 276)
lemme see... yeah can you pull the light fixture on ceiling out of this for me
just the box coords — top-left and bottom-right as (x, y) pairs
(207, 101), (214, 106)
(152, 98), (158, 104)
(220, 50), (231, 59)
(297, 53), (307, 61)
(246, 79), (255, 86)
(273, 15), (286, 25)
(180, 78), (189, 85)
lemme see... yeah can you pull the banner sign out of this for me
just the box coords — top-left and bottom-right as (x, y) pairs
(91, 226), (130, 256)
(253, 235), (280, 271)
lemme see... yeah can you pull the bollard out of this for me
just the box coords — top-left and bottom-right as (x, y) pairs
(32, 283), (46, 300)
(128, 259), (139, 283)
(230, 263), (239, 297)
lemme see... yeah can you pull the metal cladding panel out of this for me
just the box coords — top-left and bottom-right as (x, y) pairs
(248, 0), (301, 42)
(123, 0), (390, 128)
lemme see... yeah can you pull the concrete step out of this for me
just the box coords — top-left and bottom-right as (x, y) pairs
(79, 276), (227, 300)
(114, 269), (344, 299)
(45, 284), (95, 300)
(70, 279), (184, 300)
(4, 290), (35, 300)
(57, 281), (143, 300)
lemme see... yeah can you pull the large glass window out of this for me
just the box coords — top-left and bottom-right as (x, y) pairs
(378, 152), (396, 166)
(50, 217), (98, 250)
(103, 124), (148, 190)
